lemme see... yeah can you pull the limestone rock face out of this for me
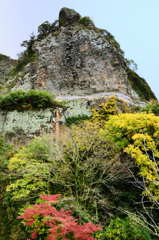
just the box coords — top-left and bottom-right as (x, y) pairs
(0, 108), (65, 144)
(59, 7), (81, 26)
(11, 25), (128, 97)
(33, 28), (128, 96)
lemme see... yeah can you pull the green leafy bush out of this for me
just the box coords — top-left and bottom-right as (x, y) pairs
(0, 90), (63, 111)
(96, 217), (151, 240)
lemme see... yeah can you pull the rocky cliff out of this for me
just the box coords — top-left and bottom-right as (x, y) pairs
(1, 8), (129, 97)
(0, 8), (157, 141)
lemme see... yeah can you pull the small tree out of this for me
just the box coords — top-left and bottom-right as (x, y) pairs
(38, 21), (52, 37)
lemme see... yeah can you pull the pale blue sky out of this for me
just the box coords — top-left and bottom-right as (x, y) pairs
(0, 0), (158, 100)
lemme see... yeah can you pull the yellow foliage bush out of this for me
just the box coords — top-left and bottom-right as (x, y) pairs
(104, 112), (159, 201)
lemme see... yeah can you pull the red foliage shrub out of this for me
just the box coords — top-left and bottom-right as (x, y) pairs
(18, 194), (102, 240)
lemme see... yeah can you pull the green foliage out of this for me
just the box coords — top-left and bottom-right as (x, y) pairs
(58, 121), (118, 223)
(0, 89), (64, 111)
(127, 69), (157, 101)
(142, 102), (159, 116)
(0, 137), (18, 238)
(6, 136), (57, 201)
(0, 136), (14, 177)
(5, 121), (117, 224)
(38, 21), (52, 36)
(65, 114), (92, 126)
(130, 105), (142, 113)
(5, 136), (55, 202)
(2, 109), (159, 238)
(78, 16), (95, 27)
(96, 217), (151, 240)
(37, 20), (60, 39)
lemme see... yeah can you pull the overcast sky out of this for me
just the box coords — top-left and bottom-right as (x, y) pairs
(0, 0), (158, 100)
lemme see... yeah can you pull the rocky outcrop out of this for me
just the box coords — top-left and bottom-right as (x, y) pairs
(7, 8), (128, 98)
(31, 29), (128, 96)
(0, 8), (154, 143)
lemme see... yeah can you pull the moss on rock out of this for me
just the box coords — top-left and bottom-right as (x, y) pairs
(127, 69), (157, 102)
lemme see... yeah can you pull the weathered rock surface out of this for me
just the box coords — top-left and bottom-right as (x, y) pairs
(11, 28), (128, 96)
(0, 8), (151, 143)
(0, 108), (65, 143)
(0, 99), (92, 144)
(9, 8), (129, 98)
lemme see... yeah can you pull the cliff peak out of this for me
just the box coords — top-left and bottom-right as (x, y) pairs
(59, 7), (81, 26)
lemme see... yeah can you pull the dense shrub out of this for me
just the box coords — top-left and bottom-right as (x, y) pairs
(0, 90), (63, 111)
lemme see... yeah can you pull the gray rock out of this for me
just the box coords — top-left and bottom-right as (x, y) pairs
(12, 26), (128, 97)
(59, 7), (81, 26)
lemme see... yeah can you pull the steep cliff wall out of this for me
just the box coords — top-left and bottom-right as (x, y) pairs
(0, 8), (157, 143)
(3, 8), (128, 98)
(29, 27), (128, 96)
